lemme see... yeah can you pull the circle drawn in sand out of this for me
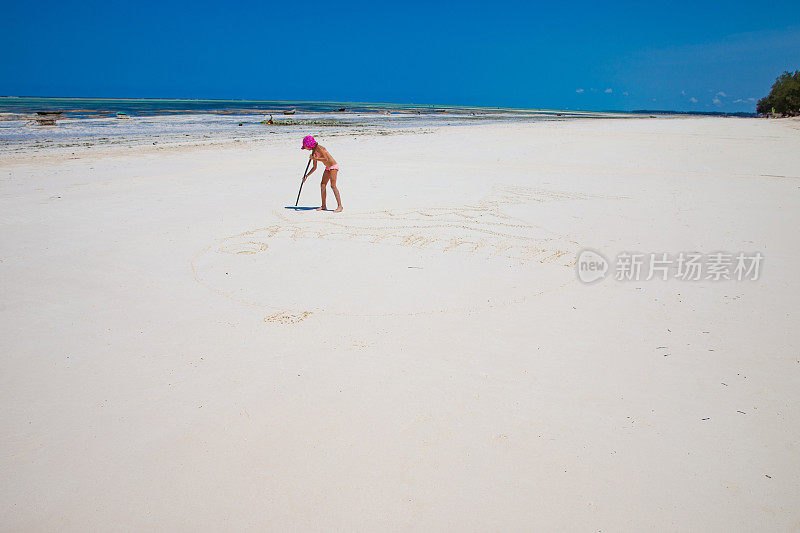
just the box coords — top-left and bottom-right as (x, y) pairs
(192, 186), (598, 316)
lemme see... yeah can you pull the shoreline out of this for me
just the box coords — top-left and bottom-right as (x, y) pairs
(2, 112), (767, 165)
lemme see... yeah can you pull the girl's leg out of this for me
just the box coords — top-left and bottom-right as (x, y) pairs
(317, 170), (330, 210)
(329, 169), (343, 212)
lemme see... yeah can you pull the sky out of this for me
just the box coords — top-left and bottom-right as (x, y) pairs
(2, 0), (799, 112)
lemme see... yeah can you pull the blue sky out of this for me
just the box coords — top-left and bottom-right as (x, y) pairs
(2, 0), (798, 112)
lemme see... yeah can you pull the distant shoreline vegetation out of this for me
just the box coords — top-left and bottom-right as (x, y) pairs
(0, 96), (757, 119)
(757, 71), (800, 117)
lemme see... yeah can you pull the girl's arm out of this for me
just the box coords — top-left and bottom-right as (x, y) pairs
(303, 160), (317, 180)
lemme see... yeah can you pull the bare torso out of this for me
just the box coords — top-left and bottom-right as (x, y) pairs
(311, 144), (337, 167)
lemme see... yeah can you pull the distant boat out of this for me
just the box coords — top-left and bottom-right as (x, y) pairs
(283, 109), (296, 115)
(335, 107), (346, 112)
(35, 111), (61, 125)
(116, 112), (130, 119)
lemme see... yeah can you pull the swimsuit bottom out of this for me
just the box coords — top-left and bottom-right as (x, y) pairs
(325, 164), (339, 171)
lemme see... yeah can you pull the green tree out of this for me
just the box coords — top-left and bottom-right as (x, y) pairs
(757, 70), (800, 116)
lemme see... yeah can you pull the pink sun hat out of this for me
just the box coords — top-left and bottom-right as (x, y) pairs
(302, 135), (317, 149)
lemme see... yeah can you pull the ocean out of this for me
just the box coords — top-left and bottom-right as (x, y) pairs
(0, 96), (636, 152)
(0, 96), (617, 119)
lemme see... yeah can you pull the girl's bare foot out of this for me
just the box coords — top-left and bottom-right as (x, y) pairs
(333, 206), (343, 213)
(316, 206), (326, 211)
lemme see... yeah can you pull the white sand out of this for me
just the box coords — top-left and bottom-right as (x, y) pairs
(1, 117), (799, 530)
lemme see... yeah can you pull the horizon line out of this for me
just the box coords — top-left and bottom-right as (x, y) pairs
(0, 95), (757, 116)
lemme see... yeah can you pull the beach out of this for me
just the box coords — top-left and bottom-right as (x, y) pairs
(1, 115), (799, 530)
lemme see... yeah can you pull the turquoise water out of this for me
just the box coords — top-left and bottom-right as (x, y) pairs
(0, 97), (749, 153)
(12, 97), (714, 153)
(3, 97), (616, 148)
(0, 96), (572, 118)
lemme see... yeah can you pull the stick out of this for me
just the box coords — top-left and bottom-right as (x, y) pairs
(295, 157), (313, 206)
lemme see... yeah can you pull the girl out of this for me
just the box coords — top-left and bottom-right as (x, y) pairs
(301, 135), (343, 212)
